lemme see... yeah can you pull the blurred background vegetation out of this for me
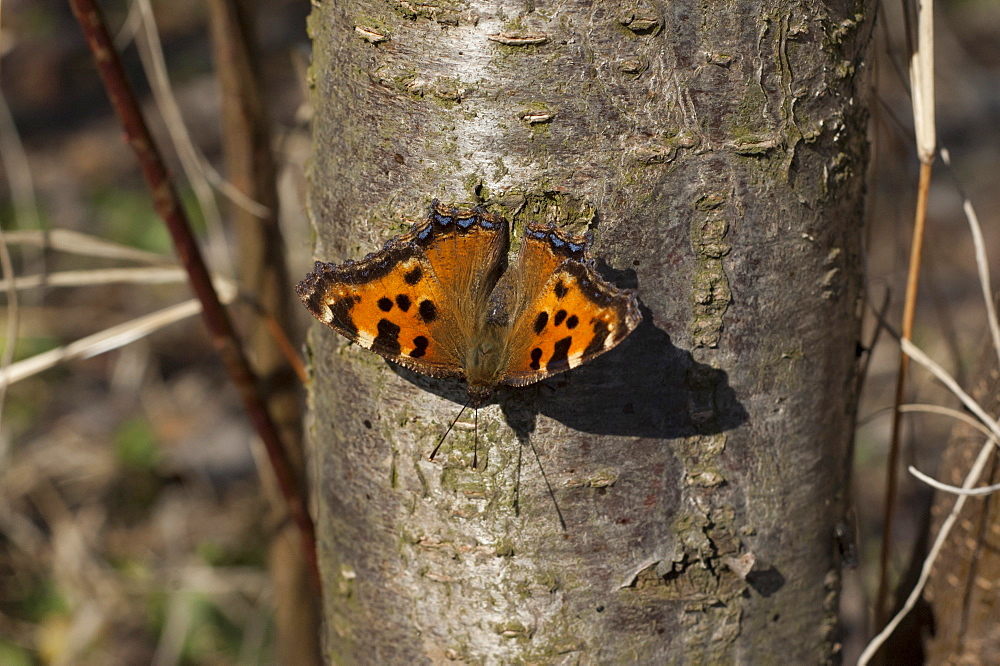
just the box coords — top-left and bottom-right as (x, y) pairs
(0, 0), (998, 663)
(1, 0), (311, 663)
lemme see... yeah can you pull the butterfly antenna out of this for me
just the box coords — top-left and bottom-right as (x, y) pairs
(472, 408), (479, 469)
(429, 398), (471, 461)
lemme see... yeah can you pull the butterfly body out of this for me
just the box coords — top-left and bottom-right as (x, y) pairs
(297, 201), (641, 407)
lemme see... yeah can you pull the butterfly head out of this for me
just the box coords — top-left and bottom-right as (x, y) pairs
(466, 383), (493, 408)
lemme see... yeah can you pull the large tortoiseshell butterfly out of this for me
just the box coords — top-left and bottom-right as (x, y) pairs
(296, 200), (641, 449)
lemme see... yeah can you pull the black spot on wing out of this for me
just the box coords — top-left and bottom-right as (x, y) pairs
(373, 318), (402, 355)
(584, 319), (611, 357)
(554, 280), (568, 299)
(404, 266), (423, 285)
(548, 336), (573, 370)
(533, 311), (548, 334)
(418, 299), (437, 322)
(529, 347), (543, 371)
(377, 297), (393, 312)
(296, 266), (364, 338)
(554, 309), (567, 326)
(327, 296), (359, 337)
(566, 314), (579, 329)
(410, 335), (429, 358)
(395, 294), (411, 312)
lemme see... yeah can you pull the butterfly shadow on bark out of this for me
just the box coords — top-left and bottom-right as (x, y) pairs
(389, 300), (748, 446)
(387, 298), (747, 530)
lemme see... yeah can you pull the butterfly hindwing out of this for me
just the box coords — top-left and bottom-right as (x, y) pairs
(498, 224), (641, 386)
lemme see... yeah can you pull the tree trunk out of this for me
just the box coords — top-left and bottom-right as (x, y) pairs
(922, 332), (1000, 663)
(305, 0), (872, 662)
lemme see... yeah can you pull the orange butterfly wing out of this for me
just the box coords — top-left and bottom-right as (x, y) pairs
(296, 202), (508, 379)
(497, 224), (641, 386)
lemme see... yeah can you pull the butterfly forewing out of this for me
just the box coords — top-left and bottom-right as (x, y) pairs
(296, 203), (509, 380)
(418, 205), (509, 339)
(497, 224), (641, 386)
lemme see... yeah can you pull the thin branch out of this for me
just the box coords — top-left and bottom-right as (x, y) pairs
(67, 0), (318, 591)
(877, 0), (938, 630)
(856, 283), (890, 400)
(260, 309), (308, 385)
(878, 158), (932, 631)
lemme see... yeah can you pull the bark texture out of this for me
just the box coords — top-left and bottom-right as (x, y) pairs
(306, 0), (871, 662)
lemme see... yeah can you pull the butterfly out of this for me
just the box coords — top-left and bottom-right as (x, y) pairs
(296, 200), (641, 414)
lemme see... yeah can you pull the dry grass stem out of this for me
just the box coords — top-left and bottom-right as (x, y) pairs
(909, 0), (936, 164)
(3, 229), (174, 265)
(908, 466), (1000, 497)
(130, 0), (269, 268)
(130, 0), (228, 276)
(0, 267), (191, 291)
(0, 227), (17, 432)
(940, 148), (1000, 368)
(860, 403), (997, 439)
(899, 404), (1000, 441)
(900, 337), (1000, 441)
(859, 434), (994, 664)
(0, 289), (235, 386)
(0, 90), (38, 439)
(877, 0), (939, 630)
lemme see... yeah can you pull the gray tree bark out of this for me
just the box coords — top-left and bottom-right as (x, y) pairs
(305, 0), (872, 662)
